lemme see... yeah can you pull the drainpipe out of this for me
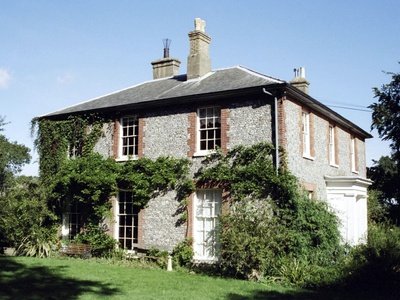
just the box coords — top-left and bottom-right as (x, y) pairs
(262, 88), (279, 172)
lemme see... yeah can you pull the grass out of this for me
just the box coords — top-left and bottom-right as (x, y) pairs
(0, 256), (398, 300)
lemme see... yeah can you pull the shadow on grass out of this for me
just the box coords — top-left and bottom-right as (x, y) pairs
(226, 282), (400, 300)
(0, 256), (119, 300)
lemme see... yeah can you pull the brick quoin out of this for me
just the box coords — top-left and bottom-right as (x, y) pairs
(220, 107), (230, 154)
(138, 117), (145, 158)
(187, 112), (196, 157)
(277, 97), (287, 149)
(113, 118), (120, 159)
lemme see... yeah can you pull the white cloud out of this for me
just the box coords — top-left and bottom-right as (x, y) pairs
(57, 72), (74, 85)
(0, 68), (11, 89)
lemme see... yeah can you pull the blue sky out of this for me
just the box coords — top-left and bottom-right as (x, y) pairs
(1, 0), (399, 176)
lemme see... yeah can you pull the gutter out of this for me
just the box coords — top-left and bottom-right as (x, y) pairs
(263, 88), (279, 172)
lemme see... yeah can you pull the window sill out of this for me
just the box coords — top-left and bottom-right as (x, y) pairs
(115, 156), (139, 162)
(302, 154), (315, 161)
(193, 150), (216, 157)
(193, 257), (219, 263)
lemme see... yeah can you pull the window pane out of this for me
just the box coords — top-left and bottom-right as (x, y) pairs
(208, 140), (214, 150)
(126, 239), (132, 250)
(200, 141), (206, 150)
(215, 139), (221, 147)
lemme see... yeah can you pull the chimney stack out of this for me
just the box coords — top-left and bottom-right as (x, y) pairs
(187, 18), (211, 80)
(151, 39), (181, 80)
(290, 67), (310, 94)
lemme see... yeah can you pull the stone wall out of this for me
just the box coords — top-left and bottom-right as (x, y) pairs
(98, 98), (274, 251)
(141, 191), (187, 251)
(143, 108), (190, 159)
(93, 122), (114, 158)
(283, 99), (368, 200)
(228, 98), (273, 148)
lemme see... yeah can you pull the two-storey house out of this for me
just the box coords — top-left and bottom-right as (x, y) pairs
(39, 18), (372, 261)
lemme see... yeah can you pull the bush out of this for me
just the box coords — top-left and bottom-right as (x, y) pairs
(219, 199), (283, 280)
(16, 226), (57, 258)
(197, 143), (344, 286)
(344, 224), (400, 290)
(74, 224), (116, 257)
(0, 176), (57, 255)
(172, 238), (194, 268)
(148, 248), (169, 268)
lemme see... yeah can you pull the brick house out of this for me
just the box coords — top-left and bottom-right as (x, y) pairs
(40, 18), (372, 260)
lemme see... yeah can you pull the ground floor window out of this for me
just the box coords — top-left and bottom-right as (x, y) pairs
(62, 201), (82, 240)
(117, 190), (140, 250)
(193, 189), (222, 261)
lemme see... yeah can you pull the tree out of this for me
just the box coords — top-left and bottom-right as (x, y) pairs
(369, 65), (400, 225)
(0, 117), (31, 191)
(370, 66), (400, 164)
(368, 156), (400, 225)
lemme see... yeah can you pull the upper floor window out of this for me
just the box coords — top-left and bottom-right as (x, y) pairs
(197, 107), (221, 154)
(329, 125), (337, 166)
(120, 116), (139, 159)
(350, 135), (358, 173)
(302, 110), (311, 158)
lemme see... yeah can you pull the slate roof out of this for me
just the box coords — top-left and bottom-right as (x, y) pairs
(42, 66), (284, 118)
(40, 65), (372, 138)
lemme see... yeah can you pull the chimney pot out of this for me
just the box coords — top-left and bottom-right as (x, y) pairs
(291, 67), (310, 94)
(151, 39), (181, 79)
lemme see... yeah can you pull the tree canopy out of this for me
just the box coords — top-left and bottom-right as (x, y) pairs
(0, 117), (31, 190)
(370, 66), (400, 164)
(369, 64), (400, 226)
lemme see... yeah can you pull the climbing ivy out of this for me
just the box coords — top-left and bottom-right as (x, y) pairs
(32, 115), (194, 239)
(31, 114), (105, 184)
(195, 142), (343, 285)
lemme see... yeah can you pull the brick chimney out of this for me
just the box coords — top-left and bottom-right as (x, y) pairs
(151, 39), (181, 79)
(187, 18), (211, 80)
(290, 67), (310, 94)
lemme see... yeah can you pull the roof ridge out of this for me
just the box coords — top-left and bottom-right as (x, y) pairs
(236, 65), (285, 83)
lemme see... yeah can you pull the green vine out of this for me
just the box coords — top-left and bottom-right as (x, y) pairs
(194, 142), (342, 282)
(31, 114), (106, 184)
(32, 115), (194, 236)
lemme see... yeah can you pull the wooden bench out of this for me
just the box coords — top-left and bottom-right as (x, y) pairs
(60, 243), (92, 258)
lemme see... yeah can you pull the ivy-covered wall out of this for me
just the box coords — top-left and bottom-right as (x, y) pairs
(33, 97), (276, 251)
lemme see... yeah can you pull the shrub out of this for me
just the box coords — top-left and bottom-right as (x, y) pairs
(197, 143), (344, 286)
(148, 248), (169, 268)
(16, 226), (57, 258)
(172, 238), (194, 268)
(74, 224), (116, 257)
(219, 199), (283, 280)
(0, 176), (57, 255)
(345, 224), (400, 290)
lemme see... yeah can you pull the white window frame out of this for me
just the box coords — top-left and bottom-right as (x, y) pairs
(195, 107), (222, 156)
(329, 125), (337, 166)
(350, 135), (358, 173)
(193, 189), (222, 261)
(302, 111), (311, 158)
(61, 202), (82, 240)
(114, 190), (140, 251)
(118, 116), (139, 161)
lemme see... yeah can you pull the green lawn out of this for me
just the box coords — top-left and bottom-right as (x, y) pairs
(0, 256), (396, 300)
